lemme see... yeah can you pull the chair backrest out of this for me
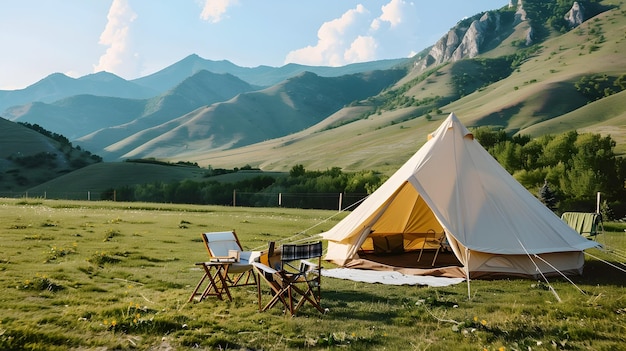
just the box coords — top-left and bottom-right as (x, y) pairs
(561, 212), (602, 236)
(280, 241), (323, 265)
(201, 231), (243, 258)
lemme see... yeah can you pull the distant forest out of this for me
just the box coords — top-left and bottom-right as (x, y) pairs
(105, 129), (626, 218)
(103, 165), (383, 211)
(475, 127), (626, 217)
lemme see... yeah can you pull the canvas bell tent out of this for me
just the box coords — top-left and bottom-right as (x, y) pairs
(322, 113), (599, 279)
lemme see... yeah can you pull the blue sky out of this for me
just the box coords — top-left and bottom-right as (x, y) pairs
(0, 0), (507, 90)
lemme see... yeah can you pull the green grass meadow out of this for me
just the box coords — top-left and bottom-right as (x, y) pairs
(0, 198), (625, 350)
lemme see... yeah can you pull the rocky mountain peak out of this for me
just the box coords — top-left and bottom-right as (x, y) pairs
(565, 2), (585, 28)
(512, 0), (527, 24)
(414, 11), (502, 71)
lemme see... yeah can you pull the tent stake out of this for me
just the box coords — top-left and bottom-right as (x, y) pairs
(466, 248), (471, 300)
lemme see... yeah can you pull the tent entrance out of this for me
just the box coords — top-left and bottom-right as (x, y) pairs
(346, 181), (465, 275)
(356, 181), (449, 254)
(345, 250), (465, 278)
(358, 249), (462, 268)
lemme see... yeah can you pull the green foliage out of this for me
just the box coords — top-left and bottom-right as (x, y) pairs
(362, 64), (447, 117)
(574, 74), (626, 101)
(449, 45), (542, 97)
(475, 128), (626, 214)
(125, 158), (200, 168)
(290, 164), (306, 177)
(517, 0), (604, 42)
(16, 273), (64, 292)
(88, 251), (121, 265)
(103, 228), (121, 242)
(9, 152), (57, 169)
(107, 166), (385, 210)
(17, 122), (103, 164)
(451, 57), (516, 97)
(44, 244), (77, 263)
(2, 122), (102, 191)
(18, 122), (71, 146)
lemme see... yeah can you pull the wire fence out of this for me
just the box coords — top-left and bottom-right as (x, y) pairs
(0, 190), (369, 211)
(0, 191), (103, 201)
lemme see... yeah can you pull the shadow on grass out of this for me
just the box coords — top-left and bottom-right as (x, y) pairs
(321, 288), (460, 320)
(574, 259), (626, 287)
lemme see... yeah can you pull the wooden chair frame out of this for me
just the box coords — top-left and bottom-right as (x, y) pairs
(189, 231), (256, 302)
(253, 241), (325, 316)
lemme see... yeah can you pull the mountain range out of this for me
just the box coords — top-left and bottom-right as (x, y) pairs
(1, 0), (625, 193)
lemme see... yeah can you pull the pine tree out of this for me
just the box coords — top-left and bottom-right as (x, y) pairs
(538, 179), (558, 211)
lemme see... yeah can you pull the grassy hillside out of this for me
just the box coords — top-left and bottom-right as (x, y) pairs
(519, 90), (626, 153)
(176, 0), (626, 172)
(99, 70), (406, 161)
(0, 118), (101, 193)
(24, 162), (208, 199)
(24, 161), (287, 200)
(8, 96), (147, 139)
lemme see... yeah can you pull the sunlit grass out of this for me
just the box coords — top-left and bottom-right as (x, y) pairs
(0, 198), (624, 350)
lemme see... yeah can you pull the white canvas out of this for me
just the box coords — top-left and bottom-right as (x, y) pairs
(322, 113), (599, 278)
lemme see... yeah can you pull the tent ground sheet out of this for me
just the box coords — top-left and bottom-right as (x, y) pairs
(322, 268), (465, 286)
(322, 250), (466, 286)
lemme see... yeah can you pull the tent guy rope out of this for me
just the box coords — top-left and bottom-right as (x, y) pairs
(251, 193), (369, 251)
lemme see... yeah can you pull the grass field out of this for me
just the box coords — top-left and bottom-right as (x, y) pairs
(0, 198), (625, 350)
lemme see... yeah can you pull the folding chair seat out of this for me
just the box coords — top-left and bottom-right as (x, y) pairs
(253, 241), (325, 316)
(189, 231), (257, 302)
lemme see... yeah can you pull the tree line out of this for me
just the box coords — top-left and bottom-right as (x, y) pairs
(104, 129), (626, 218)
(102, 167), (386, 210)
(474, 127), (626, 217)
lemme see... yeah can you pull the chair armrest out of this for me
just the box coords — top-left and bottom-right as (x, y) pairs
(252, 261), (278, 274)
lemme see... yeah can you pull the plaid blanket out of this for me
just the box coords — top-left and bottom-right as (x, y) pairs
(280, 242), (323, 261)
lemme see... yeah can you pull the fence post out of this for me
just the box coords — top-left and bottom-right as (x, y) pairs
(233, 190), (236, 207)
(88, 191), (91, 201)
(338, 192), (343, 212)
(278, 193), (282, 207)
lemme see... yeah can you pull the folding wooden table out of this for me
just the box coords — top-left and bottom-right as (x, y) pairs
(189, 259), (234, 302)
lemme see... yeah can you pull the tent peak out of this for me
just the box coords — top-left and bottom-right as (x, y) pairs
(428, 112), (473, 141)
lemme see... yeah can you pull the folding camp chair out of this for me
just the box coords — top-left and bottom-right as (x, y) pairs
(189, 231), (257, 302)
(253, 241), (325, 316)
(418, 229), (447, 266)
(561, 212), (604, 240)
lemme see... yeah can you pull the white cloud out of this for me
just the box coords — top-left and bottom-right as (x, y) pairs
(200, 0), (238, 23)
(370, 18), (381, 31)
(93, 0), (138, 77)
(371, 0), (420, 61)
(285, 0), (420, 67)
(285, 4), (371, 67)
(344, 36), (377, 63)
(379, 0), (406, 27)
